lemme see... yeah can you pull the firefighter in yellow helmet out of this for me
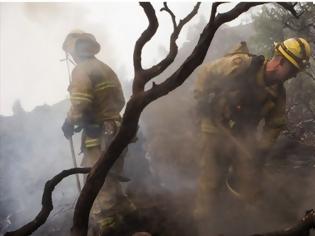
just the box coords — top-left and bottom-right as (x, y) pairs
(61, 30), (134, 235)
(193, 38), (312, 235)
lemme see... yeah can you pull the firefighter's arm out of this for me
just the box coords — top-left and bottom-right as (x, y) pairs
(260, 89), (286, 150)
(67, 66), (94, 125)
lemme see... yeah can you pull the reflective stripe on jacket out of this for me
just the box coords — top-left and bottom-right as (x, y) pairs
(67, 57), (125, 126)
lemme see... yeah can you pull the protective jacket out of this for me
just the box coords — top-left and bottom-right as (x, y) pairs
(194, 52), (286, 150)
(67, 57), (125, 148)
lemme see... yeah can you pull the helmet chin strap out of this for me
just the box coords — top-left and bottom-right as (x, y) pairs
(60, 53), (76, 84)
(66, 53), (76, 66)
(65, 53), (72, 84)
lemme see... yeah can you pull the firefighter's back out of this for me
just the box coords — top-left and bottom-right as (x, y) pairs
(77, 58), (125, 124)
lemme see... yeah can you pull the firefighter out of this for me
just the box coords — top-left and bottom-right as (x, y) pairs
(61, 30), (134, 235)
(193, 38), (312, 233)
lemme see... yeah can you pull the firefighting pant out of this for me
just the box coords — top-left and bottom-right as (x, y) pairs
(194, 132), (264, 221)
(81, 124), (127, 232)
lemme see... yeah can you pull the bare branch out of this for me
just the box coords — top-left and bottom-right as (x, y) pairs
(210, 2), (225, 24)
(144, 2), (200, 82)
(4, 168), (90, 236)
(177, 2), (201, 31)
(160, 2), (176, 30)
(214, 2), (263, 27)
(143, 2), (264, 103)
(134, 2), (158, 71)
(133, 2), (158, 93)
(252, 209), (315, 236)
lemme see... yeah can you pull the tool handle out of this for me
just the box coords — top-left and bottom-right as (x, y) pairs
(69, 137), (82, 193)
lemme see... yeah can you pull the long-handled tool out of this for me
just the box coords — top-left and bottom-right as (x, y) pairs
(62, 53), (81, 193)
(69, 137), (82, 192)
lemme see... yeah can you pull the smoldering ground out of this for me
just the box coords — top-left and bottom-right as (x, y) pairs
(1, 3), (315, 236)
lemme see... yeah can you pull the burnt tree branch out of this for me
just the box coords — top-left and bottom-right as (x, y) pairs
(143, 1), (300, 103)
(133, 2), (158, 93)
(4, 168), (90, 236)
(210, 2), (225, 24)
(144, 2), (200, 83)
(160, 2), (176, 30)
(143, 2), (264, 104)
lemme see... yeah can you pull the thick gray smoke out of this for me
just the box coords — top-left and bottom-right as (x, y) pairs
(0, 101), (79, 235)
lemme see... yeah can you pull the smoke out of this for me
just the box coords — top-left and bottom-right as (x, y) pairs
(0, 2), (122, 117)
(0, 100), (81, 235)
(1, 2), (314, 236)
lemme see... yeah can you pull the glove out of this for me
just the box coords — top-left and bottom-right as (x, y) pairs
(62, 118), (74, 139)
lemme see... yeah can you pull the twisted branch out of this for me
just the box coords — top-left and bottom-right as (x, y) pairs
(143, 2), (264, 104)
(4, 168), (90, 236)
(144, 2), (201, 83)
(143, 1), (300, 103)
(133, 2), (158, 93)
(177, 2), (201, 32)
(160, 2), (176, 30)
(210, 2), (225, 24)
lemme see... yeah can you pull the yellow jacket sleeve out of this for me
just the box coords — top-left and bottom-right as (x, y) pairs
(260, 87), (286, 150)
(67, 66), (94, 125)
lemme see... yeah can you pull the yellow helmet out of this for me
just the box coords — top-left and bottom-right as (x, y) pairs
(274, 38), (312, 70)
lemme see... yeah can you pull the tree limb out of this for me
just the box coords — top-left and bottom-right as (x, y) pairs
(160, 2), (176, 30)
(143, 2), (264, 104)
(214, 3), (263, 27)
(177, 2), (201, 31)
(210, 2), (225, 24)
(133, 2), (158, 93)
(143, 0), (300, 102)
(144, 2), (200, 82)
(4, 168), (90, 236)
